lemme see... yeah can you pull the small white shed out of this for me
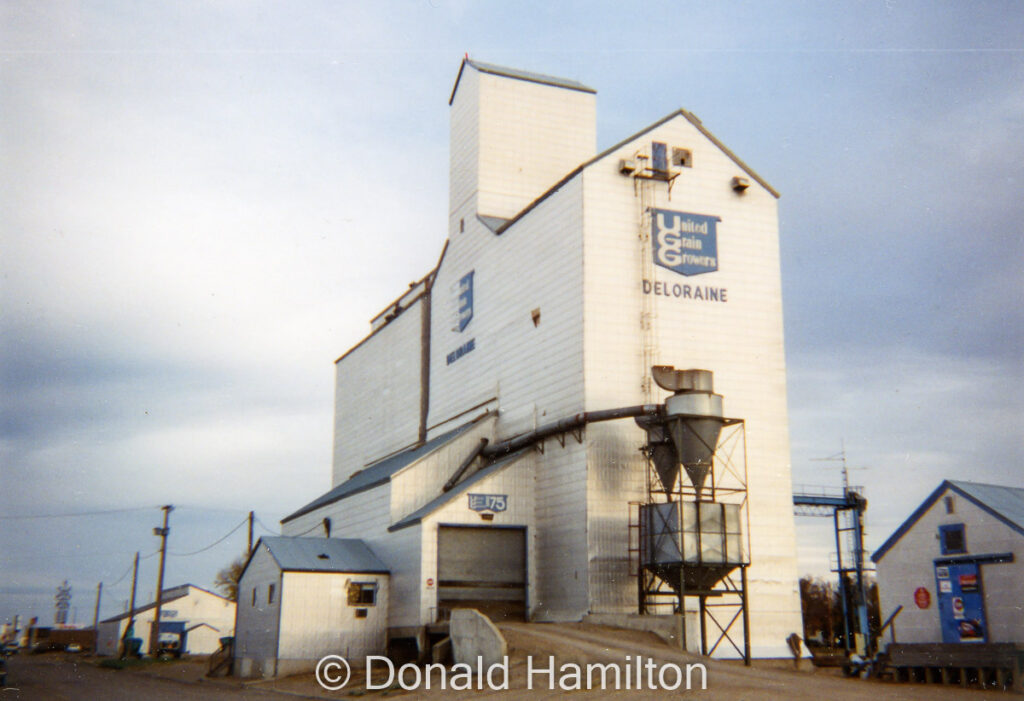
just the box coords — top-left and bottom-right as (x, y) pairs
(872, 480), (1023, 646)
(234, 536), (390, 678)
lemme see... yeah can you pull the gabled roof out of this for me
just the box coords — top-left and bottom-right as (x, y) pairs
(871, 480), (1024, 563)
(389, 449), (529, 532)
(281, 415), (486, 523)
(495, 108), (779, 237)
(450, 58), (595, 105)
(99, 584), (231, 623)
(256, 536), (389, 574)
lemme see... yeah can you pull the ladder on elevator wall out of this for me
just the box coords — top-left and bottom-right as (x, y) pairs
(635, 151), (658, 402)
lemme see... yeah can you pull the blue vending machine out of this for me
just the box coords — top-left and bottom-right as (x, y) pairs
(934, 561), (987, 643)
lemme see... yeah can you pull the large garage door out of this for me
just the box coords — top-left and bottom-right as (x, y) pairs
(437, 526), (526, 621)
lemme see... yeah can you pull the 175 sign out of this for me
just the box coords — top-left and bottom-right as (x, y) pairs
(468, 493), (507, 513)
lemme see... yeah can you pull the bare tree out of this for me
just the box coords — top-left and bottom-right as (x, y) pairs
(214, 555), (247, 601)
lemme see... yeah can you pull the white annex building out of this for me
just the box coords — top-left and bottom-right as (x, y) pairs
(235, 537), (390, 677)
(260, 59), (804, 667)
(872, 480), (1024, 646)
(96, 584), (235, 656)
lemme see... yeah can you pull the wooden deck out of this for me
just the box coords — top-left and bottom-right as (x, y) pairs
(881, 643), (1024, 692)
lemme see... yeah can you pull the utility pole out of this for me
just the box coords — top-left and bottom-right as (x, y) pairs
(92, 582), (102, 630)
(120, 552), (139, 658)
(149, 505), (173, 655)
(247, 511), (254, 555)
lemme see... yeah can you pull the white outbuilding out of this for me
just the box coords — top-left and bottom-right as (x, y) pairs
(233, 536), (390, 678)
(872, 480), (1023, 645)
(96, 583), (235, 656)
(267, 57), (805, 661)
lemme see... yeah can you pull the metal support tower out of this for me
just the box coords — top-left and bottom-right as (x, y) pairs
(792, 485), (873, 657)
(632, 418), (751, 664)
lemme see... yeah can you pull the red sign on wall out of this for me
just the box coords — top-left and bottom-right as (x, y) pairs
(914, 587), (931, 609)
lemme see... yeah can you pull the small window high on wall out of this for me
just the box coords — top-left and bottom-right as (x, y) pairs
(939, 523), (966, 555)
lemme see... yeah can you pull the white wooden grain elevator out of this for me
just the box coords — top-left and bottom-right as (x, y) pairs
(258, 58), (803, 669)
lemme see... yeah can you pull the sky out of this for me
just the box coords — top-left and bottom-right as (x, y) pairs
(2, 1), (1022, 625)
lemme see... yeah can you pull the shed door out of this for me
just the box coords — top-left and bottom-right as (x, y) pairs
(935, 562), (987, 643)
(437, 526), (526, 621)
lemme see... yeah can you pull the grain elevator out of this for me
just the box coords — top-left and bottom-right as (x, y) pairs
(266, 58), (803, 667)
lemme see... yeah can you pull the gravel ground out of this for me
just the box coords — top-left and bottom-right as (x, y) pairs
(0, 625), (1005, 700)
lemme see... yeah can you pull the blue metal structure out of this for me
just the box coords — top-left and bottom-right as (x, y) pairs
(793, 484), (873, 658)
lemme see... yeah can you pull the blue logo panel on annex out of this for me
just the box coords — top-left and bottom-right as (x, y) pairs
(651, 209), (721, 277)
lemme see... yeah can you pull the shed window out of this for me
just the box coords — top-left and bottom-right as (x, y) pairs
(251, 587), (257, 607)
(944, 495), (955, 514)
(939, 523), (966, 555)
(268, 583), (276, 605)
(347, 581), (377, 606)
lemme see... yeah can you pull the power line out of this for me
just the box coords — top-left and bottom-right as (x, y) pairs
(168, 516), (248, 557)
(1, 548), (161, 563)
(293, 520), (325, 537)
(0, 506), (157, 520)
(253, 516), (277, 535)
(108, 559), (136, 588)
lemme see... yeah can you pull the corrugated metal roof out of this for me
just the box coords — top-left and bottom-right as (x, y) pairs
(281, 418), (483, 523)
(260, 536), (389, 574)
(99, 584), (209, 623)
(871, 479), (1024, 562)
(388, 449), (529, 532)
(948, 480), (1024, 532)
(449, 58), (596, 105)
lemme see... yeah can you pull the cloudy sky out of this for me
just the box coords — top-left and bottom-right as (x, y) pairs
(2, 1), (1021, 624)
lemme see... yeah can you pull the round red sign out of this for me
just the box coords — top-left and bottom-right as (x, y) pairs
(914, 587), (931, 609)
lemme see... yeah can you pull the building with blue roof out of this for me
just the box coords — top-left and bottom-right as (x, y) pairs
(234, 536), (391, 678)
(872, 480), (1023, 646)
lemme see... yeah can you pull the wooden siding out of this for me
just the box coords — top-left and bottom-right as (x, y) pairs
(876, 487), (1024, 644)
(332, 296), (425, 486)
(580, 114), (803, 656)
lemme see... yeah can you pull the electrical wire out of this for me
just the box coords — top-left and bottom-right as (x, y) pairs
(106, 549), (160, 586)
(108, 559), (136, 588)
(292, 520), (325, 537)
(0, 506), (158, 520)
(168, 516), (248, 557)
(1, 547), (161, 564)
(253, 515), (278, 535)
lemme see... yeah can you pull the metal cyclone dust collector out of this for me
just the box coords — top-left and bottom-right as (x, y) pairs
(649, 367), (726, 499)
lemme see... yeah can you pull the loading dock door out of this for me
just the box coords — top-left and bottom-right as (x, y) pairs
(437, 526), (526, 621)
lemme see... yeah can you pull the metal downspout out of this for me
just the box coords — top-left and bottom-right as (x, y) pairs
(418, 287), (432, 444)
(443, 438), (490, 492)
(480, 404), (663, 459)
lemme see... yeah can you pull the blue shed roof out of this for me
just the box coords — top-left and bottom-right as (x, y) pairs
(871, 480), (1024, 563)
(258, 536), (389, 574)
(282, 417), (485, 523)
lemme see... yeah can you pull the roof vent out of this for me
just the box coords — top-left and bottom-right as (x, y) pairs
(317, 553), (329, 560)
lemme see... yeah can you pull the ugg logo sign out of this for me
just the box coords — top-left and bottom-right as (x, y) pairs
(651, 209), (720, 277)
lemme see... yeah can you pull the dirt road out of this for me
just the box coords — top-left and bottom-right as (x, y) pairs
(0, 654), (311, 701)
(0, 626), (1000, 700)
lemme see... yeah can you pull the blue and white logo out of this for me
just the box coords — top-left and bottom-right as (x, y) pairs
(651, 209), (720, 277)
(452, 270), (474, 332)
